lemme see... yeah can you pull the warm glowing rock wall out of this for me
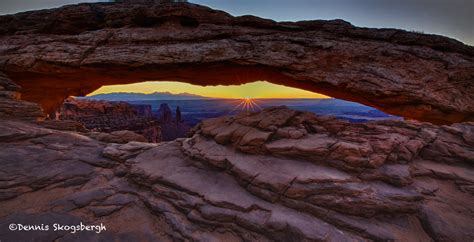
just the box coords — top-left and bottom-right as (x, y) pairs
(0, 2), (473, 124)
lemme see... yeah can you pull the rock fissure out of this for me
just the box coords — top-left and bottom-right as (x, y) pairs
(0, 110), (473, 240)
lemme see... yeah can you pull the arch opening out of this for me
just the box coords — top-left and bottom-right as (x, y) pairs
(52, 80), (401, 142)
(9, 62), (427, 125)
(1, 0), (472, 126)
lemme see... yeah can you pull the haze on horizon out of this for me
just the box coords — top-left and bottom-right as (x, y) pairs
(88, 81), (330, 99)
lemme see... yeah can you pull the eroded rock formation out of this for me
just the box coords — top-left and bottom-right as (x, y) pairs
(0, 72), (44, 121)
(157, 103), (191, 141)
(0, 107), (473, 241)
(59, 97), (162, 142)
(157, 103), (173, 123)
(0, 1), (473, 241)
(0, 2), (473, 124)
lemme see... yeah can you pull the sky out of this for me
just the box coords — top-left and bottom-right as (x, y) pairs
(1, 0), (472, 98)
(88, 81), (329, 99)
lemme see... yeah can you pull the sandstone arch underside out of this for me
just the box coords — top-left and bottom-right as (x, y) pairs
(0, 2), (473, 124)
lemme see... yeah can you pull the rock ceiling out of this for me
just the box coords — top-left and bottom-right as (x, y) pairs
(0, 2), (472, 124)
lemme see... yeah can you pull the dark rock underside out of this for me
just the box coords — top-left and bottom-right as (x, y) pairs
(0, 2), (473, 124)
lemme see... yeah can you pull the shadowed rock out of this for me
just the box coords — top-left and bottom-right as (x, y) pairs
(0, 2), (472, 124)
(0, 72), (44, 121)
(0, 1), (473, 240)
(0, 107), (473, 241)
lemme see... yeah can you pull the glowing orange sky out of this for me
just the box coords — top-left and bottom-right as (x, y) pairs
(89, 81), (330, 99)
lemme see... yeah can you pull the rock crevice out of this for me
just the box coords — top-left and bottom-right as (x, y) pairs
(1, 107), (472, 241)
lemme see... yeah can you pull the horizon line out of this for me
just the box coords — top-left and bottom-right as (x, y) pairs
(85, 92), (333, 99)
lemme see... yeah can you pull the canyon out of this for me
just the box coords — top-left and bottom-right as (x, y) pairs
(0, 1), (473, 241)
(59, 97), (162, 143)
(53, 97), (191, 142)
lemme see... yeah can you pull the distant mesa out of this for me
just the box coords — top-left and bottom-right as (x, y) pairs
(83, 92), (210, 101)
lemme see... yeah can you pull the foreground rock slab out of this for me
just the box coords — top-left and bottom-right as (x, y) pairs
(0, 107), (473, 241)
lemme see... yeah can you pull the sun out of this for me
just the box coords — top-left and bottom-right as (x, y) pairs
(229, 97), (262, 114)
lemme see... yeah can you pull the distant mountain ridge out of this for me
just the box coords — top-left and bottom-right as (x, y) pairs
(81, 92), (210, 101)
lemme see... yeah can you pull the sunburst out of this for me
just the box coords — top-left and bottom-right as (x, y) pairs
(229, 98), (262, 114)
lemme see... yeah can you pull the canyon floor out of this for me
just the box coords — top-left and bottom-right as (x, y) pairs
(0, 107), (473, 241)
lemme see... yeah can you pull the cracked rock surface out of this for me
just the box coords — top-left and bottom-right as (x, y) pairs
(1, 107), (473, 241)
(0, 2), (473, 123)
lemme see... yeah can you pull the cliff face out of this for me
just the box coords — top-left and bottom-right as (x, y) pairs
(59, 97), (162, 142)
(157, 103), (191, 141)
(0, 107), (472, 241)
(157, 103), (173, 123)
(0, 2), (472, 124)
(133, 104), (154, 117)
(0, 72), (44, 121)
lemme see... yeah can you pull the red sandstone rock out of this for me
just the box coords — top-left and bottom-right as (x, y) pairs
(0, 108), (473, 241)
(0, 2), (472, 124)
(0, 1), (473, 241)
(0, 72), (44, 121)
(59, 97), (162, 142)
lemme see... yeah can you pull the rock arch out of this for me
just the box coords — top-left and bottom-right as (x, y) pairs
(0, 1), (473, 124)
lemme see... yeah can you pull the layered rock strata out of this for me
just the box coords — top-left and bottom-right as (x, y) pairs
(0, 72), (44, 121)
(59, 97), (162, 142)
(0, 2), (472, 124)
(0, 107), (472, 241)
